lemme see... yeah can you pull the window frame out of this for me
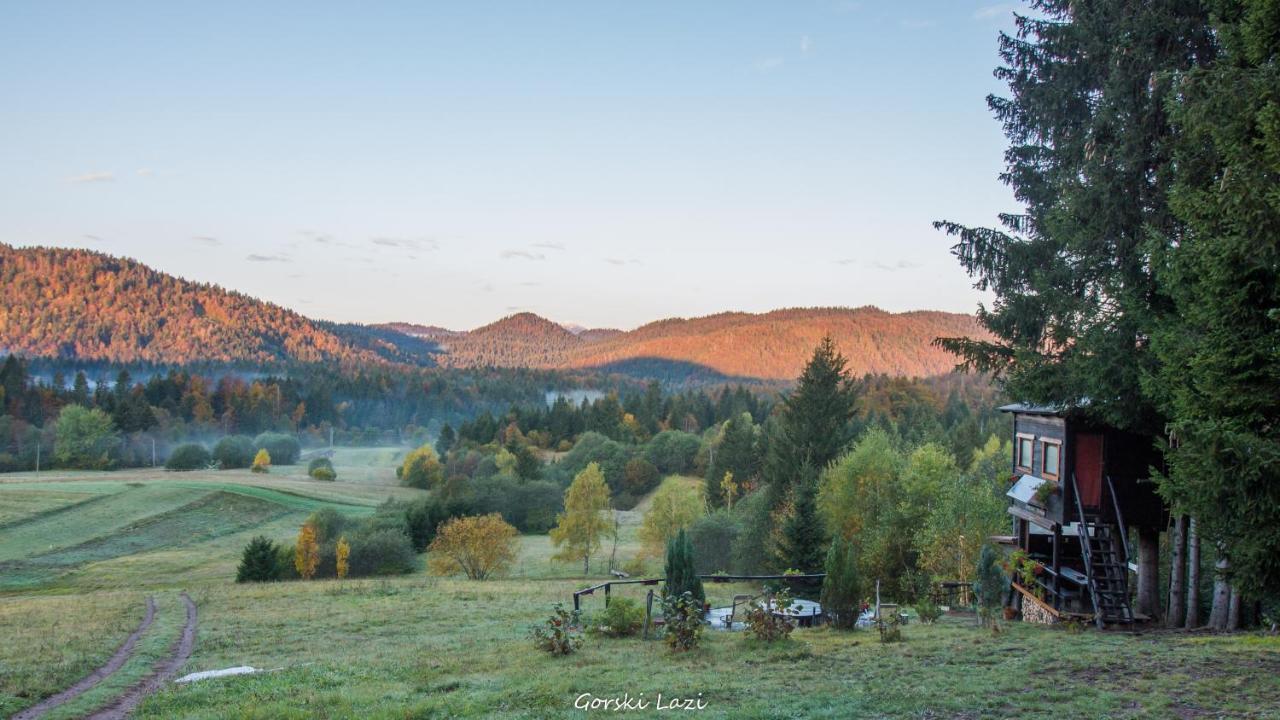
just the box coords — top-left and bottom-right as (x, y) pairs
(1040, 438), (1062, 480)
(1016, 432), (1035, 472)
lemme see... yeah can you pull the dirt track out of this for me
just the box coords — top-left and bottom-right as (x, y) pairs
(83, 591), (198, 720)
(12, 596), (157, 720)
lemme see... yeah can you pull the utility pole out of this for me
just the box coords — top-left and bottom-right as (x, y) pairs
(151, 437), (157, 467)
(35, 441), (40, 473)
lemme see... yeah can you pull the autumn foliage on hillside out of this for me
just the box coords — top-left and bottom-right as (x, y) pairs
(0, 244), (385, 366)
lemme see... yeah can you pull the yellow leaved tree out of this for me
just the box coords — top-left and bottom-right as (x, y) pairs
(335, 536), (350, 580)
(638, 478), (706, 558)
(427, 514), (519, 580)
(251, 448), (271, 474)
(549, 462), (614, 573)
(295, 522), (319, 580)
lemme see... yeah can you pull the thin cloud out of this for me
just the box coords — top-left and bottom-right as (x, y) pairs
(901, 18), (937, 29)
(869, 259), (923, 272)
(501, 249), (546, 261)
(605, 258), (643, 266)
(67, 171), (114, 184)
(136, 168), (155, 177)
(246, 254), (289, 263)
(371, 236), (439, 251)
(192, 236), (220, 246)
(800, 35), (813, 54)
(833, 258), (857, 266)
(974, 4), (1016, 20)
(84, 234), (105, 242)
(532, 241), (566, 251)
(755, 56), (785, 71)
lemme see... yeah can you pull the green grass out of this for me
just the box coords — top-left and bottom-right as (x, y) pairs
(2, 454), (1278, 718)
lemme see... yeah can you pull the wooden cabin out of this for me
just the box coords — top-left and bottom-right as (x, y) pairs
(998, 403), (1166, 627)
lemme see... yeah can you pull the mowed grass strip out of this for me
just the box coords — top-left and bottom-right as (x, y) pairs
(0, 492), (289, 591)
(0, 484), (208, 562)
(0, 590), (145, 718)
(0, 489), (116, 529)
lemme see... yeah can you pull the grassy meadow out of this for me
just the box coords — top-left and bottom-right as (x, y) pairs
(1, 449), (1278, 718)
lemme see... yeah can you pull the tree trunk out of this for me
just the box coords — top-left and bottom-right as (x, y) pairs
(1167, 515), (1186, 628)
(1136, 527), (1161, 621)
(1208, 553), (1231, 630)
(1185, 517), (1200, 628)
(1227, 587), (1241, 631)
(584, 555), (590, 575)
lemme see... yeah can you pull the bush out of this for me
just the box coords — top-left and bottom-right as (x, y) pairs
(643, 430), (702, 475)
(591, 597), (645, 638)
(165, 443), (211, 471)
(307, 508), (347, 544)
(251, 448), (271, 473)
(347, 528), (417, 576)
(661, 592), (704, 652)
(275, 543), (300, 580)
(254, 432), (300, 465)
(427, 514), (519, 580)
(531, 604), (582, 656)
(236, 535), (281, 582)
(308, 456), (336, 481)
(744, 587), (796, 643)
(974, 544), (1005, 626)
(914, 597), (943, 624)
(820, 536), (862, 630)
(622, 458), (660, 496)
(213, 435), (256, 469)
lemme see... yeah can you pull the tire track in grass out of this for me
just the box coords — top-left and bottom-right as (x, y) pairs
(83, 592), (197, 720)
(11, 597), (157, 720)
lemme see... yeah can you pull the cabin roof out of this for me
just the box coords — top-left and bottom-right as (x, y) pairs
(998, 402), (1064, 416)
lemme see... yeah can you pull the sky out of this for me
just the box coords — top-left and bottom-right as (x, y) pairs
(0, 1), (1024, 331)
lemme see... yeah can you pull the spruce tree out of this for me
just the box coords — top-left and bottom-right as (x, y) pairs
(1150, 0), (1280, 598)
(933, 1), (1216, 437)
(663, 528), (705, 605)
(776, 467), (826, 573)
(236, 535), (281, 583)
(435, 424), (456, 457)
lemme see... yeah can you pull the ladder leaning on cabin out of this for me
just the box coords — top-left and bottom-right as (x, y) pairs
(1070, 473), (1134, 629)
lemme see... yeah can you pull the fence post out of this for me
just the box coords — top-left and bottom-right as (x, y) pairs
(643, 589), (654, 640)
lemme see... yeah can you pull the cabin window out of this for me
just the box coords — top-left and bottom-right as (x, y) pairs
(1041, 440), (1061, 479)
(1016, 433), (1034, 471)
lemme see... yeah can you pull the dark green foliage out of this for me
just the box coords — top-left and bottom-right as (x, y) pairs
(729, 488), (773, 575)
(310, 466), (336, 481)
(622, 457), (660, 496)
(551, 432), (634, 495)
(705, 413), (759, 507)
(236, 535), (281, 582)
(307, 456), (334, 475)
(471, 476), (563, 533)
(687, 510), (740, 575)
(403, 495), (477, 552)
(974, 544), (1004, 625)
(932, 1), (1215, 438)
(164, 443), (211, 471)
(346, 529), (416, 576)
(914, 597), (943, 624)
(591, 597), (645, 638)
(764, 337), (857, 486)
(663, 528), (705, 605)
(1149, 0), (1280, 598)
(307, 508), (347, 545)
(254, 432), (300, 465)
(776, 469), (826, 574)
(661, 591), (704, 652)
(435, 423), (457, 457)
(530, 604), (582, 656)
(643, 430), (702, 475)
(821, 536), (861, 630)
(275, 542), (300, 580)
(213, 435), (256, 469)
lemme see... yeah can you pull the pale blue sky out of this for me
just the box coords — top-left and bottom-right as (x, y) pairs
(0, 1), (1021, 330)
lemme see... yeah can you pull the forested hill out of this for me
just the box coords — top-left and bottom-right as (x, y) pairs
(402, 307), (985, 380)
(0, 244), (394, 366)
(0, 244), (983, 380)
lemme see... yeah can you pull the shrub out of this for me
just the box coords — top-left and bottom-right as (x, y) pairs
(336, 536), (350, 579)
(213, 435), (256, 469)
(974, 544), (1005, 626)
(275, 543), (300, 580)
(251, 448), (271, 473)
(663, 528), (705, 605)
(643, 430), (702, 475)
(307, 508), (347, 544)
(820, 536), (861, 630)
(531, 604), (582, 656)
(236, 536), (281, 582)
(878, 612), (903, 643)
(427, 514), (519, 580)
(348, 529), (416, 576)
(591, 597), (646, 638)
(661, 591), (704, 652)
(744, 587), (796, 643)
(254, 432), (300, 465)
(914, 597), (943, 624)
(165, 443), (211, 471)
(622, 458), (660, 496)
(308, 456), (336, 481)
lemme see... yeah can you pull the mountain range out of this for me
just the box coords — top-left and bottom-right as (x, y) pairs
(0, 244), (985, 380)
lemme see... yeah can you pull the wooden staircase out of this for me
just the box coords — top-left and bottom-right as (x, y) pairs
(1072, 474), (1134, 629)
